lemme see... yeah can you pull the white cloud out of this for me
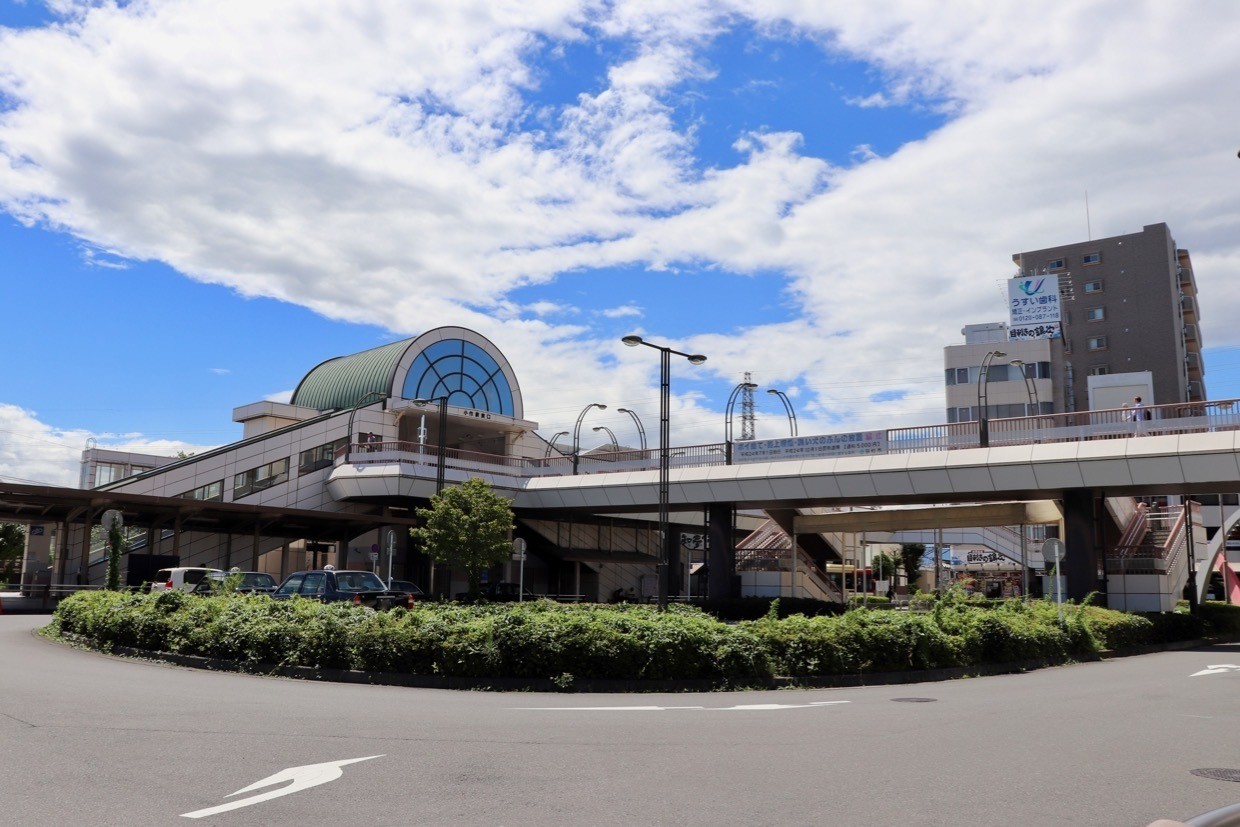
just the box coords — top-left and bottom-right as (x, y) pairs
(0, 404), (212, 487)
(1, 0), (1238, 453)
(208, 367), (230, 375)
(600, 304), (643, 318)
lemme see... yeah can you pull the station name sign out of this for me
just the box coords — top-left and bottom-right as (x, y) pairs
(733, 432), (888, 464)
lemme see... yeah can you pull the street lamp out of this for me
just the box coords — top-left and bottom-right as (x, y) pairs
(767, 388), (798, 436)
(544, 431), (569, 459)
(411, 397), (448, 494)
(724, 382), (758, 443)
(572, 403), (607, 474)
(1009, 359), (1040, 416)
(976, 350), (1006, 447)
(346, 390), (388, 453)
(616, 408), (647, 453)
(593, 425), (619, 450)
(621, 334), (707, 610)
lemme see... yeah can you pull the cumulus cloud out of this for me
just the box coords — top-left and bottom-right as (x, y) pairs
(1, 0), (1238, 458)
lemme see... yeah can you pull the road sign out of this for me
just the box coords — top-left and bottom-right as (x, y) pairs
(369, 551), (379, 562)
(511, 537), (527, 561)
(1042, 538), (1066, 560)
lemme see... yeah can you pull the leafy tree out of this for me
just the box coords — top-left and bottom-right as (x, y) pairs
(411, 477), (515, 596)
(899, 543), (925, 588)
(105, 517), (125, 591)
(870, 551), (901, 581)
(1, 523), (25, 582)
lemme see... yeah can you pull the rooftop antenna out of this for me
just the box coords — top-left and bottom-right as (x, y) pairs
(1085, 189), (1092, 241)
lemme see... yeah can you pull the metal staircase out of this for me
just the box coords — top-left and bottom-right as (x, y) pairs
(1106, 503), (1194, 612)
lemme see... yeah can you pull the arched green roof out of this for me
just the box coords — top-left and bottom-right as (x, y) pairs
(291, 338), (414, 411)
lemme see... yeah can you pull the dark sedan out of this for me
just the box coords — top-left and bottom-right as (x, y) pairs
(192, 571), (279, 595)
(271, 568), (416, 610)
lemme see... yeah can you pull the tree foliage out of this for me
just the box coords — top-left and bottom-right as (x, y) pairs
(411, 477), (515, 595)
(870, 551), (901, 581)
(899, 543), (925, 587)
(1, 523), (25, 581)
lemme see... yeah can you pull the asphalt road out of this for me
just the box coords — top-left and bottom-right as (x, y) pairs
(2, 613), (1239, 826)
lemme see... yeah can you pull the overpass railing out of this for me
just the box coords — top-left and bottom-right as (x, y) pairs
(335, 398), (1240, 479)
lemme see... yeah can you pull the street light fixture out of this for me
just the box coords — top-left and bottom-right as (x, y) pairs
(621, 334), (707, 609)
(724, 382), (759, 443)
(616, 408), (647, 453)
(346, 390), (388, 453)
(411, 397), (449, 494)
(976, 350), (1007, 447)
(766, 388), (798, 436)
(1009, 359), (1040, 416)
(592, 425), (619, 450)
(544, 431), (569, 459)
(572, 403), (607, 474)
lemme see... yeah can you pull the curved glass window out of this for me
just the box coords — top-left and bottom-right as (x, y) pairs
(401, 339), (514, 415)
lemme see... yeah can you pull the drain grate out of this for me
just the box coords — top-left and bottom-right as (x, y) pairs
(1191, 769), (1240, 783)
(891, 697), (937, 703)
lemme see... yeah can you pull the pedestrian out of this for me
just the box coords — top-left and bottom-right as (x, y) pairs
(1131, 396), (1147, 421)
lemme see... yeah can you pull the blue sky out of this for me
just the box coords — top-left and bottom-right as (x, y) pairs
(2, 1), (1239, 486)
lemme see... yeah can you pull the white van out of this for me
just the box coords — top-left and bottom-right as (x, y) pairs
(150, 567), (223, 593)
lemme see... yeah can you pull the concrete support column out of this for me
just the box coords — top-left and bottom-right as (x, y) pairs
(1062, 489), (1104, 601)
(707, 502), (736, 599)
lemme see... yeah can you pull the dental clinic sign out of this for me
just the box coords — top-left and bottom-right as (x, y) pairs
(733, 432), (887, 464)
(1008, 274), (1061, 341)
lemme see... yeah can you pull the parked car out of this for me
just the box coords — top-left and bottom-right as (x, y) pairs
(150, 567), (224, 593)
(387, 579), (427, 599)
(271, 568), (416, 610)
(192, 571), (279, 595)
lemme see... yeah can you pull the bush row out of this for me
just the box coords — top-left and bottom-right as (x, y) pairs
(48, 590), (1240, 687)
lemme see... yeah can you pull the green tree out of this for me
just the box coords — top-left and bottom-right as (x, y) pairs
(1, 523), (25, 583)
(899, 543), (925, 589)
(411, 477), (515, 596)
(870, 551), (901, 582)
(105, 517), (125, 591)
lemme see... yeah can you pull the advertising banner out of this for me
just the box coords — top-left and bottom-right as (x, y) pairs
(1008, 274), (1061, 340)
(733, 431), (888, 463)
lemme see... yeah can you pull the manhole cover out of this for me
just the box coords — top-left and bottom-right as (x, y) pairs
(1191, 769), (1240, 783)
(891, 697), (937, 703)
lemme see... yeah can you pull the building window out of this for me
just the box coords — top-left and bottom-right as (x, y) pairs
(1087, 337), (1107, 351)
(94, 463), (127, 485)
(1048, 258), (1066, 271)
(180, 480), (224, 502)
(233, 458), (290, 499)
(299, 438), (348, 475)
(1086, 307), (1105, 321)
(1088, 365), (1109, 376)
(1084, 280), (1103, 293)
(1083, 252), (1101, 265)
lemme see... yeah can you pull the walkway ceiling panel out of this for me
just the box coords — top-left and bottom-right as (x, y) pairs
(1174, 430), (1240, 454)
(1023, 442), (1081, 462)
(600, 485), (639, 508)
(1177, 452), (1240, 483)
(835, 473), (879, 498)
(905, 469), (954, 494)
(798, 473), (844, 499)
(556, 488), (591, 509)
(762, 461), (809, 478)
(1078, 459), (1134, 488)
(676, 482), (717, 502)
(833, 456), (875, 475)
(794, 501), (1061, 533)
(1127, 456), (1187, 486)
(946, 466), (994, 494)
(871, 471), (915, 497)
(983, 444), (1036, 463)
(1031, 462), (1086, 490)
(734, 478), (777, 502)
(768, 477), (810, 500)
(706, 481), (747, 502)
(987, 463), (1039, 492)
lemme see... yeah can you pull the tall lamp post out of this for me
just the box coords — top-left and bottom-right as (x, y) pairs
(767, 388), (798, 436)
(593, 425), (619, 450)
(622, 334), (707, 609)
(724, 381), (757, 464)
(412, 397), (449, 495)
(1009, 359), (1040, 416)
(346, 390), (388, 452)
(572, 403), (607, 474)
(544, 431), (569, 459)
(616, 408), (647, 453)
(976, 350), (1006, 447)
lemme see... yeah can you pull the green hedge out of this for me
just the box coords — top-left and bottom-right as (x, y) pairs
(47, 592), (1240, 688)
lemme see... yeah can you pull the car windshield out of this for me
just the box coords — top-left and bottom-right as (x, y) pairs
(333, 571), (387, 592)
(241, 574), (277, 588)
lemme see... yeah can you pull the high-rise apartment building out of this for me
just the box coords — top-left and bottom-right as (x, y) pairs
(945, 222), (1205, 422)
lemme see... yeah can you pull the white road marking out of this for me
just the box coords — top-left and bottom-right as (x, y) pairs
(180, 755), (383, 819)
(1190, 664), (1240, 677)
(514, 701), (850, 711)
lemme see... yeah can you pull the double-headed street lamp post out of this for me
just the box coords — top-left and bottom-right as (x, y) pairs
(621, 335), (707, 610)
(545, 430), (569, 459)
(723, 381), (757, 463)
(767, 388), (798, 436)
(572, 403), (607, 474)
(976, 350), (1006, 448)
(1009, 359), (1040, 416)
(593, 425), (619, 450)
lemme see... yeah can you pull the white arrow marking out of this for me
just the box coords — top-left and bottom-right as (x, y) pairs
(180, 755), (383, 819)
(1190, 664), (1240, 677)
(514, 701), (850, 712)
